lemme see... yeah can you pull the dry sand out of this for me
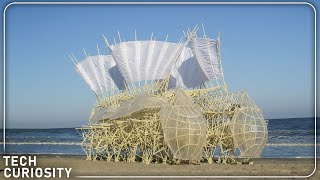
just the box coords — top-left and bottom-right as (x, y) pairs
(0, 155), (318, 179)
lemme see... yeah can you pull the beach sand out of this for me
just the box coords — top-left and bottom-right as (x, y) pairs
(0, 155), (318, 179)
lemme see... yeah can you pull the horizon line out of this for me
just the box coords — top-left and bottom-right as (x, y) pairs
(1, 116), (317, 130)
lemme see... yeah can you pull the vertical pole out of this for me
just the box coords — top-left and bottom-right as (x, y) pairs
(118, 30), (122, 43)
(202, 23), (206, 38)
(135, 30), (137, 41)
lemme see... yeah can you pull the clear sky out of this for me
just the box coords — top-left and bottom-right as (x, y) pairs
(4, 3), (315, 128)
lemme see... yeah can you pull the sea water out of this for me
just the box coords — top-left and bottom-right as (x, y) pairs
(1, 117), (319, 158)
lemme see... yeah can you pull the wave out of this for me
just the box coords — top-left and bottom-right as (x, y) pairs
(266, 143), (319, 147)
(1, 142), (319, 147)
(0, 142), (82, 145)
(268, 130), (315, 132)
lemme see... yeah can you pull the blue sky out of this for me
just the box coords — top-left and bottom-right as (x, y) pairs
(3, 3), (315, 128)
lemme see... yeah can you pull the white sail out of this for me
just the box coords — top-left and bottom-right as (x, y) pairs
(170, 47), (209, 89)
(75, 55), (125, 97)
(110, 41), (185, 84)
(188, 38), (223, 80)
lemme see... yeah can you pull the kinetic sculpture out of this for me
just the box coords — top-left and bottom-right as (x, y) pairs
(71, 25), (268, 164)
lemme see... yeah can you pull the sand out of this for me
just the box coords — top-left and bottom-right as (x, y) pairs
(0, 155), (318, 179)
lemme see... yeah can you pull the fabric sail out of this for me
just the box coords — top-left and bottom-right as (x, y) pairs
(75, 55), (125, 97)
(75, 38), (226, 96)
(110, 40), (186, 84)
(188, 38), (223, 81)
(170, 47), (209, 89)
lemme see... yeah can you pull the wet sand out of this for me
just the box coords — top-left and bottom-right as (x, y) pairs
(0, 155), (318, 179)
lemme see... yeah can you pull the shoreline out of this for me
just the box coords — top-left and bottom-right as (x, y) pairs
(0, 155), (318, 179)
(1, 153), (317, 159)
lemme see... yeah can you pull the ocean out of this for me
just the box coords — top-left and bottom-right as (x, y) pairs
(1, 117), (319, 158)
